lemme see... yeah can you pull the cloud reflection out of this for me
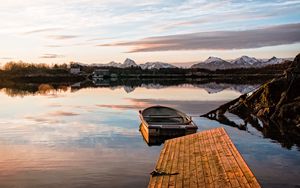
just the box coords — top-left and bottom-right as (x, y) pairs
(24, 116), (60, 124)
(97, 98), (227, 115)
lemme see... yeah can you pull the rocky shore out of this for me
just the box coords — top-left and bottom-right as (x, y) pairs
(202, 53), (300, 148)
(230, 53), (300, 128)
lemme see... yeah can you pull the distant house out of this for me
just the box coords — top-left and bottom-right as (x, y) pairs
(70, 64), (82, 74)
(92, 69), (110, 79)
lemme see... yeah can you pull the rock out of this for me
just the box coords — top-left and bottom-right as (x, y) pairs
(289, 53), (300, 72)
(203, 54), (300, 148)
(257, 108), (269, 117)
(233, 53), (300, 127)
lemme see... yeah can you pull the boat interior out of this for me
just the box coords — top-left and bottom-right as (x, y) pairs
(142, 106), (191, 125)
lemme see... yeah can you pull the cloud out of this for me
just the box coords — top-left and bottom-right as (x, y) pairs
(87, 37), (116, 42)
(100, 23), (300, 52)
(39, 53), (64, 58)
(47, 111), (79, 116)
(47, 35), (79, 40)
(47, 103), (63, 107)
(22, 28), (62, 35)
(45, 45), (63, 48)
(0, 57), (12, 60)
(0, 0), (300, 61)
(158, 11), (275, 31)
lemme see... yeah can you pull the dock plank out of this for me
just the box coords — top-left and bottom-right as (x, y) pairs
(189, 134), (197, 188)
(148, 127), (260, 188)
(183, 134), (190, 187)
(168, 136), (180, 188)
(154, 138), (172, 188)
(175, 137), (184, 188)
(216, 129), (250, 188)
(149, 138), (168, 188)
(194, 133), (205, 187)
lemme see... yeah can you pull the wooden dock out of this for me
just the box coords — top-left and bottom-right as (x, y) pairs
(148, 127), (260, 188)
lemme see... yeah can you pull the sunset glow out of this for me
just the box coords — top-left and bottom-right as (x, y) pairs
(0, 0), (299, 65)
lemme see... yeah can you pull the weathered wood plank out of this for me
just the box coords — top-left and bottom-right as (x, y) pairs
(149, 137), (168, 188)
(189, 134), (198, 188)
(175, 137), (184, 188)
(149, 127), (261, 188)
(169, 136), (180, 188)
(206, 129), (230, 188)
(214, 129), (244, 188)
(161, 139), (175, 187)
(208, 129), (233, 188)
(220, 129), (261, 188)
(183, 133), (190, 187)
(154, 139), (172, 188)
(194, 132), (205, 187)
(198, 131), (214, 188)
(216, 129), (250, 188)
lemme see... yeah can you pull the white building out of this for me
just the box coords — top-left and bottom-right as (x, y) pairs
(92, 69), (110, 79)
(70, 64), (82, 74)
(70, 67), (81, 74)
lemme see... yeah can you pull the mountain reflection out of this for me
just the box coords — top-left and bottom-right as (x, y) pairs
(3, 79), (298, 149)
(0, 79), (261, 97)
(0, 79), (299, 187)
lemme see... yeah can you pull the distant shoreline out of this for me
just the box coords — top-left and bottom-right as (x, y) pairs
(0, 59), (290, 84)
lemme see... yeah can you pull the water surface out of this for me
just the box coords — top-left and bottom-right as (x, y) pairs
(0, 83), (299, 187)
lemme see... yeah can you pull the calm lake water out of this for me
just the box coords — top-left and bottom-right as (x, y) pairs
(0, 83), (299, 188)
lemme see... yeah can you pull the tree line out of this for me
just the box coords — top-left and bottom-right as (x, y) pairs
(0, 61), (69, 75)
(0, 60), (291, 76)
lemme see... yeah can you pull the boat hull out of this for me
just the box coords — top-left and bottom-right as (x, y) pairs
(140, 119), (197, 137)
(139, 106), (198, 145)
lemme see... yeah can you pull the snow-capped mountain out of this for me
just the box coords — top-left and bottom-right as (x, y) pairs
(203, 57), (226, 64)
(191, 56), (234, 70)
(140, 62), (177, 69)
(90, 59), (175, 69)
(260, 56), (286, 66)
(92, 58), (138, 68)
(231, 56), (261, 67)
(191, 55), (290, 70)
(74, 55), (290, 70)
(106, 61), (122, 67)
(90, 61), (121, 68)
(122, 58), (138, 68)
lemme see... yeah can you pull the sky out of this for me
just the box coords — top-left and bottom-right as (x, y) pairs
(0, 0), (300, 66)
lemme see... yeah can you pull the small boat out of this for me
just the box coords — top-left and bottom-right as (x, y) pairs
(139, 106), (198, 140)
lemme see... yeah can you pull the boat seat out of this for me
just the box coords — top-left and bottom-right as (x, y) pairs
(143, 115), (184, 118)
(149, 124), (188, 128)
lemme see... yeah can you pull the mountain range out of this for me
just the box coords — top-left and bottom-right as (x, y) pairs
(77, 56), (290, 70)
(191, 56), (290, 70)
(116, 83), (259, 94)
(90, 58), (176, 69)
